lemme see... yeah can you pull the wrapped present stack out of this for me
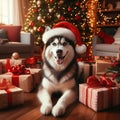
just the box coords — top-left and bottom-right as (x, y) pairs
(0, 78), (24, 109)
(79, 75), (120, 112)
(0, 52), (43, 109)
(0, 52), (43, 92)
(0, 64), (33, 92)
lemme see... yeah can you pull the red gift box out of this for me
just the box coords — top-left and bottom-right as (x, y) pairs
(79, 83), (120, 111)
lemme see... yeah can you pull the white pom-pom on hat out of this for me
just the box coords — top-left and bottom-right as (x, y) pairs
(42, 21), (87, 54)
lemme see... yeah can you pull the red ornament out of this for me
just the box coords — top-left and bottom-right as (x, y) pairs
(68, 7), (72, 12)
(50, 0), (54, 2)
(74, 15), (81, 21)
(37, 27), (45, 33)
(75, 2), (80, 6)
(60, 16), (65, 21)
(33, 8), (38, 13)
(29, 21), (34, 27)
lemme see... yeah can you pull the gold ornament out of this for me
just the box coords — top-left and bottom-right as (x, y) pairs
(37, 15), (42, 21)
(11, 52), (20, 59)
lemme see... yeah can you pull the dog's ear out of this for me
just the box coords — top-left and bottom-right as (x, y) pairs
(41, 45), (46, 61)
(44, 26), (51, 32)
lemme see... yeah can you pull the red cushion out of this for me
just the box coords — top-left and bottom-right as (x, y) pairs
(0, 25), (21, 42)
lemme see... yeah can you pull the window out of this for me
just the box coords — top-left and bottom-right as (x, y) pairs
(0, 0), (29, 25)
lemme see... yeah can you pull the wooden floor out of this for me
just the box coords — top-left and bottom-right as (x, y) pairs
(0, 89), (120, 120)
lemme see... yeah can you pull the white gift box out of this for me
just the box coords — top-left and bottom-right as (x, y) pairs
(0, 86), (24, 109)
(79, 83), (120, 111)
(0, 73), (33, 92)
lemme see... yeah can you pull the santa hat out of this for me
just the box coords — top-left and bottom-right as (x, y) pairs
(42, 21), (87, 54)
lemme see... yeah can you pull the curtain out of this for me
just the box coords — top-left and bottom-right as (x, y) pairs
(18, 0), (30, 26)
(0, 0), (29, 26)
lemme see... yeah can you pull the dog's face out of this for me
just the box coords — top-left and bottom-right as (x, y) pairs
(43, 36), (76, 71)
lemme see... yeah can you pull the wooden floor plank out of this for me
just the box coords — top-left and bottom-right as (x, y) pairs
(0, 90), (120, 120)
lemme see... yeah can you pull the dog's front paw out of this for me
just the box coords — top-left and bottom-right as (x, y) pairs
(52, 104), (65, 117)
(40, 103), (52, 115)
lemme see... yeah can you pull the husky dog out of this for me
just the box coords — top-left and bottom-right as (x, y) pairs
(37, 36), (84, 117)
(37, 21), (86, 117)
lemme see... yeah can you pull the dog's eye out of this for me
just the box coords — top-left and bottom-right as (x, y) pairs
(52, 42), (57, 46)
(62, 42), (68, 46)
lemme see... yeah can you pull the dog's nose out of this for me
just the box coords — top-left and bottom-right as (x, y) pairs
(56, 49), (63, 56)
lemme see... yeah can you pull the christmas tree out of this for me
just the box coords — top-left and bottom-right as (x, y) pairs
(23, 0), (94, 61)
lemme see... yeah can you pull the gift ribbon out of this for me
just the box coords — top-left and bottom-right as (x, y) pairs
(0, 79), (14, 106)
(12, 75), (19, 87)
(86, 75), (115, 110)
(86, 75), (116, 88)
(8, 64), (30, 75)
(5, 59), (11, 72)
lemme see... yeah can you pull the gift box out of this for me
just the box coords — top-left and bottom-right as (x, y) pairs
(0, 73), (33, 92)
(96, 60), (111, 75)
(0, 58), (26, 73)
(0, 79), (24, 109)
(83, 62), (96, 81)
(79, 83), (120, 111)
(28, 68), (42, 88)
(0, 87), (24, 109)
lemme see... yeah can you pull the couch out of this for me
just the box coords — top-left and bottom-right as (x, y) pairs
(0, 25), (34, 58)
(92, 35), (120, 57)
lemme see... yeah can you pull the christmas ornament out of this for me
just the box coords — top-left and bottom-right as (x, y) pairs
(29, 21), (34, 27)
(37, 27), (45, 33)
(49, 8), (53, 13)
(75, 15), (81, 21)
(59, 16), (65, 21)
(11, 52), (20, 59)
(59, 0), (64, 5)
(68, 7), (72, 12)
(75, 2), (80, 6)
(33, 8), (38, 13)
(37, 0), (41, 7)
(50, 0), (54, 3)
(37, 16), (42, 21)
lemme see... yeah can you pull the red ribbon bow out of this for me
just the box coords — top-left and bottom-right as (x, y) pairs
(25, 57), (37, 65)
(87, 75), (116, 88)
(8, 64), (30, 75)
